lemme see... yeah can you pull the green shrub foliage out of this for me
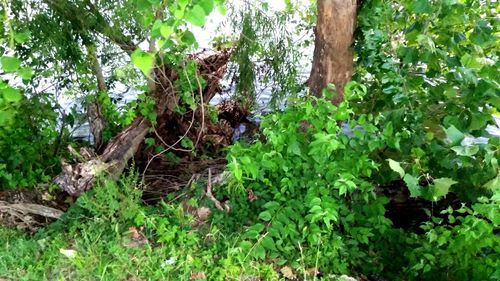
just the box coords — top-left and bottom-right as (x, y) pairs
(227, 94), (393, 274)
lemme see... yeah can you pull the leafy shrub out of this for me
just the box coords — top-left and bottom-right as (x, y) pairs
(404, 193), (500, 280)
(0, 93), (65, 188)
(226, 94), (393, 275)
(355, 0), (499, 201)
(75, 170), (143, 223)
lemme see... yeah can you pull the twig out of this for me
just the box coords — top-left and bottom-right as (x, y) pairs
(205, 168), (226, 211)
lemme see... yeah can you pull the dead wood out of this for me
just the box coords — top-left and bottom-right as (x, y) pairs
(0, 200), (64, 219)
(204, 168), (228, 211)
(54, 50), (231, 197)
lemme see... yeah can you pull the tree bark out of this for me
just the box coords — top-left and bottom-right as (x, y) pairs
(309, 0), (358, 105)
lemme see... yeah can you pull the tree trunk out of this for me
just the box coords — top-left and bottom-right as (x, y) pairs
(308, 0), (357, 105)
(86, 43), (107, 151)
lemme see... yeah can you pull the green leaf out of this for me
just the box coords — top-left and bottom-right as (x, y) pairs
(18, 67), (33, 80)
(253, 244), (266, 260)
(2, 87), (22, 102)
(471, 20), (493, 46)
(180, 137), (194, 149)
(0, 111), (9, 126)
(230, 156), (242, 181)
(451, 145), (479, 157)
(287, 140), (301, 156)
(0, 108), (17, 127)
(1, 56), (21, 73)
(14, 31), (30, 44)
(460, 54), (482, 70)
(411, 0), (432, 14)
(445, 125), (464, 146)
(160, 23), (174, 39)
(383, 121), (393, 137)
(239, 240), (252, 251)
(258, 211), (272, 221)
(429, 178), (457, 201)
(177, 0), (189, 9)
(387, 159), (405, 178)
(144, 138), (155, 146)
(131, 49), (154, 76)
(185, 5), (206, 27)
(199, 0), (214, 14)
(217, 3), (227, 15)
(483, 174), (499, 191)
(404, 174), (421, 198)
(261, 236), (277, 251)
(174, 8), (185, 19)
(180, 30), (197, 46)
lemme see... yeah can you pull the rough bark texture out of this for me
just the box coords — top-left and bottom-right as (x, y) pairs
(54, 51), (231, 197)
(309, 0), (358, 105)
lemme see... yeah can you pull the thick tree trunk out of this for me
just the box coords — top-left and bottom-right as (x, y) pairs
(309, 0), (357, 105)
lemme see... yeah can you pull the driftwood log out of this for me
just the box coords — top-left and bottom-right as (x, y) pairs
(0, 200), (64, 219)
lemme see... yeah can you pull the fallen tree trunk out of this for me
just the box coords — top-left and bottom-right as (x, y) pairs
(55, 50), (231, 196)
(0, 200), (64, 219)
(54, 117), (151, 196)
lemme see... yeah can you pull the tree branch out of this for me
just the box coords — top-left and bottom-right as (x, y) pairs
(44, 0), (138, 54)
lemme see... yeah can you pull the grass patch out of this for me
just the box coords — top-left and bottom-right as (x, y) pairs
(0, 172), (280, 281)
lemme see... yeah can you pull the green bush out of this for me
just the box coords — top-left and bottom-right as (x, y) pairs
(226, 94), (393, 275)
(404, 193), (500, 281)
(0, 94), (65, 188)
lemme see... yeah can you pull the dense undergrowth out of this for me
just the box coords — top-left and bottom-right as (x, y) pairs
(1, 96), (498, 280)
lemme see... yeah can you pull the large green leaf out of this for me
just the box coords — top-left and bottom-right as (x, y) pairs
(2, 87), (22, 102)
(160, 23), (174, 39)
(387, 158), (405, 178)
(18, 67), (33, 80)
(445, 125), (465, 146)
(0, 56), (21, 73)
(258, 211), (272, 221)
(131, 49), (155, 76)
(185, 5), (206, 27)
(483, 173), (499, 191)
(14, 31), (30, 44)
(429, 178), (457, 201)
(410, 0), (432, 14)
(180, 30), (197, 46)
(451, 145), (479, 157)
(404, 174), (421, 198)
(199, 0), (214, 14)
